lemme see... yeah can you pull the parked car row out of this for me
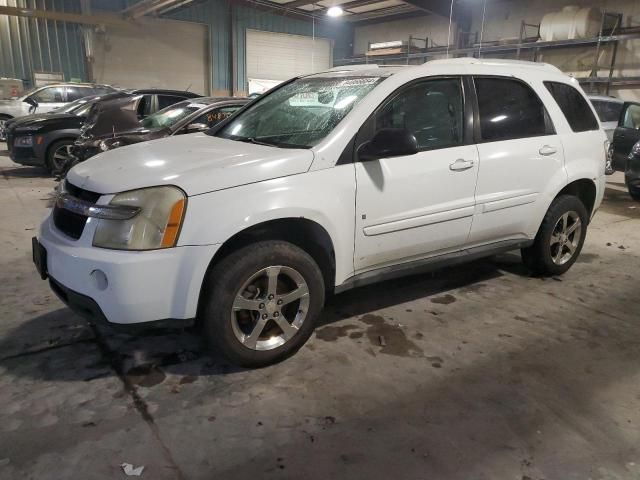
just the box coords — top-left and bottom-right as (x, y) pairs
(4, 85), (246, 175)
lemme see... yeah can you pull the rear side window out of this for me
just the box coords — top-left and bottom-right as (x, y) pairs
(475, 77), (551, 142)
(158, 95), (186, 110)
(544, 82), (599, 132)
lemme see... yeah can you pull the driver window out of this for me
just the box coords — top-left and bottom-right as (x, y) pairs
(31, 86), (65, 103)
(373, 78), (464, 151)
(623, 104), (640, 129)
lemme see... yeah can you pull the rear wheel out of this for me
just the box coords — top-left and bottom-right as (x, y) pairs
(200, 241), (325, 367)
(521, 195), (588, 276)
(46, 140), (75, 175)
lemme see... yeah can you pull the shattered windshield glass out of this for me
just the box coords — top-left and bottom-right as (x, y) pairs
(215, 75), (384, 148)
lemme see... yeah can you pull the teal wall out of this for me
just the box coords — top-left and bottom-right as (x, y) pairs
(0, 0), (86, 87)
(168, 0), (353, 94)
(0, 0), (352, 93)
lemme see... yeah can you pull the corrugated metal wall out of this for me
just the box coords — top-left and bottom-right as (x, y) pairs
(0, 0), (86, 86)
(0, 0), (352, 93)
(167, 0), (352, 94)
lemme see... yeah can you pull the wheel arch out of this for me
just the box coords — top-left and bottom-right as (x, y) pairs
(197, 217), (337, 319)
(555, 178), (597, 220)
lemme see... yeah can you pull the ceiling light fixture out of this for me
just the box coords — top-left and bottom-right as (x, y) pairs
(327, 6), (343, 17)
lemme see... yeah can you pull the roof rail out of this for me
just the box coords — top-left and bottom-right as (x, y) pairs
(327, 64), (379, 72)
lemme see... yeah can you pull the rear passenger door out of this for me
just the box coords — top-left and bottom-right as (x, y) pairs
(467, 76), (563, 245)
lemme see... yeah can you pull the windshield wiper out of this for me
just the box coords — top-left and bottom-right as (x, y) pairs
(232, 136), (307, 149)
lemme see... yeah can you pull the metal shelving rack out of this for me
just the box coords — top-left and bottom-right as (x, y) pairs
(335, 11), (640, 94)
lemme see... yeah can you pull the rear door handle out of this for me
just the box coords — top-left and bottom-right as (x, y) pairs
(539, 145), (557, 156)
(449, 158), (474, 171)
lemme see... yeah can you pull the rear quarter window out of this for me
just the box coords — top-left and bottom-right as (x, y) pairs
(544, 81), (599, 132)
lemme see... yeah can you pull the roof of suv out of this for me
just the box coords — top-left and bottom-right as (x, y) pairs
(319, 58), (565, 79)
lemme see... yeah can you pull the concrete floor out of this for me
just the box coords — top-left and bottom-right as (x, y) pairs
(1, 147), (640, 480)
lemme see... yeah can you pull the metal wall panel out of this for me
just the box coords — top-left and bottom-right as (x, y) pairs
(167, 0), (352, 94)
(0, 0), (86, 87)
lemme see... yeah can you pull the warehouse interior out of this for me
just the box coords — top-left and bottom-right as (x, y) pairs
(2, 0), (640, 479)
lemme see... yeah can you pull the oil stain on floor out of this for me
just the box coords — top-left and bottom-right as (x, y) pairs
(315, 314), (423, 358)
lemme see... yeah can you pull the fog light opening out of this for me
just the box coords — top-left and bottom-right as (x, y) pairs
(90, 269), (108, 291)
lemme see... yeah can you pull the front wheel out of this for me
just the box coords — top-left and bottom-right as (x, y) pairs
(521, 195), (588, 276)
(200, 241), (325, 367)
(46, 140), (75, 175)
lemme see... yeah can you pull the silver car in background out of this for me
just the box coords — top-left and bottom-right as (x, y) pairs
(589, 95), (625, 141)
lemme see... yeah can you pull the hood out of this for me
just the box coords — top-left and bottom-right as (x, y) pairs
(96, 126), (164, 141)
(13, 113), (79, 130)
(0, 99), (19, 106)
(67, 133), (314, 196)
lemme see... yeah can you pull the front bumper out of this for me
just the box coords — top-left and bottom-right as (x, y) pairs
(37, 212), (220, 325)
(9, 134), (47, 166)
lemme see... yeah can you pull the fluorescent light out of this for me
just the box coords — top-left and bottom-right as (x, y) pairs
(327, 6), (343, 17)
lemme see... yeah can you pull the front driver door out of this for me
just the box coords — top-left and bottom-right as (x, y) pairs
(612, 102), (640, 171)
(354, 77), (478, 273)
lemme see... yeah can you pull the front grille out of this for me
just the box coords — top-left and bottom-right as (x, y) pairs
(52, 182), (101, 240)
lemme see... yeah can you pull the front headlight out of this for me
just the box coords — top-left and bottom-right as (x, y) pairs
(93, 186), (186, 250)
(631, 142), (640, 158)
(15, 135), (33, 146)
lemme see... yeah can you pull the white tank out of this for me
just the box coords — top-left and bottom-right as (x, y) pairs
(539, 6), (603, 42)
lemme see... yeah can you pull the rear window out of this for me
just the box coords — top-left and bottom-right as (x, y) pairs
(590, 99), (623, 123)
(544, 82), (599, 132)
(475, 77), (552, 142)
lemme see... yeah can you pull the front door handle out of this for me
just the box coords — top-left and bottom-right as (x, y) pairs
(539, 145), (557, 156)
(449, 158), (474, 171)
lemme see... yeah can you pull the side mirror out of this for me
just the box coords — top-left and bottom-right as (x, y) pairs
(24, 96), (38, 113)
(186, 123), (209, 133)
(357, 128), (418, 162)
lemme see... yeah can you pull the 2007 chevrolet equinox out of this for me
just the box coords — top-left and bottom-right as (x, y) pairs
(33, 59), (607, 367)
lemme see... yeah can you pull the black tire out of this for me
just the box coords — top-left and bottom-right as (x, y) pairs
(200, 241), (325, 367)
(627, 185), (640, 202)
(0, 115), (12, 142)
(521, 195), (588, 276)
(46, 139), (75, 175)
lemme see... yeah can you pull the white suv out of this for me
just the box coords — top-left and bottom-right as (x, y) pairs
(34, 59), (607, 367)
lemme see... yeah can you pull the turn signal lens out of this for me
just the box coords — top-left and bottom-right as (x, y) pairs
(161, 198), (186, 248)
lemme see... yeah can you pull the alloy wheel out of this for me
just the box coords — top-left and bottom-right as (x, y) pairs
(549, 211), (582, 265)
(51, 144), (73, 172)
(231, 265), (310, 351)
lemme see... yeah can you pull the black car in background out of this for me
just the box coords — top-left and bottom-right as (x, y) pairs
(70, 89), (202, 162)
(8, 89), (201, 175)
(74, 97), (248, 160)
(609, 101), (640, 200)
(625, 140), (640, 200)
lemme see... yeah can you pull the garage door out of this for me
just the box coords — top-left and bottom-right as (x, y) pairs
(92, 18), (209, 95)
(246, 29), (332, 88)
